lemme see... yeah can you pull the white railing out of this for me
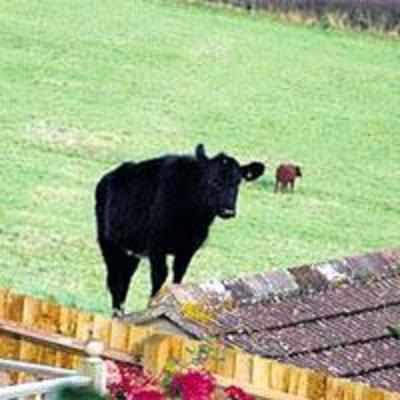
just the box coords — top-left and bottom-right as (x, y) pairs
(0, 357), (106, 400)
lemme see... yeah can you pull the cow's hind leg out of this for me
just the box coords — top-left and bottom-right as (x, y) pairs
(149, 251), (168, 299)
(173, 251), (195, 285)
(98, 238), (140, 317)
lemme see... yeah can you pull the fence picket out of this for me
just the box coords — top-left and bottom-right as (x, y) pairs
(109, 320), (129, 352)
(127, 326), (153, 356)
(251, 356), (271, 388)
(270, 361), (286, 391)
(233, 351), (252, 384)
(92, 315), (112, 345)
(287, 365), (302, 395)
(143, 334), (172, 375)
(73, 310), (94, 368)
(216, 347), (236, 378)
(0, 290), (10, 319)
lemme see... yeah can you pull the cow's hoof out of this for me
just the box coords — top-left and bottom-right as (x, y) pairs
(148, 295), (162, 308)
(112, 308), (125, 319)
(148, 285), (174, 308)
(147, 298), (156, 308)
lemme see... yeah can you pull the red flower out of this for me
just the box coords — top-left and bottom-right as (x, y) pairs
(106, 361), (161, 399)
(224, 386), (255, 400)
(170, 369), (216, 400)
(129, 389), (166, 400)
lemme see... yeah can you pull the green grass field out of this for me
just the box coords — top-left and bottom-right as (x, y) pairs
(1, 0), (399, 314)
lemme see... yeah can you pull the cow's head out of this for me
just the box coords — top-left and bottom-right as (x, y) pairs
(195, 144), (265, 219)
(295, 165), (302, 177)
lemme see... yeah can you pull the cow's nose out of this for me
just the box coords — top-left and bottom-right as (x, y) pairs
(221, 208), (236, 218)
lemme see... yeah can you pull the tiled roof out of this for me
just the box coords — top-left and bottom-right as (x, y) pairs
(125, 248), (400, 392)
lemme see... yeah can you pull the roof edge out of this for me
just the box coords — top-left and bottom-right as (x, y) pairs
(125, 247), (400, 335)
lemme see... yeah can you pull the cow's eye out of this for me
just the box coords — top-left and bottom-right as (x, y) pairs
(221, 158), (228, 165)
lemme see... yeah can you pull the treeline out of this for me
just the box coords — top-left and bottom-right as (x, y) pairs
(210, 0), (400, 33)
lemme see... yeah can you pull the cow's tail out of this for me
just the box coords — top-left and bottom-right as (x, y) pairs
(95, 175), (109, 242)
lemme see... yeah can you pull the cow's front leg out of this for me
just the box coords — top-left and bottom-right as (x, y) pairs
(173, 251), (195, 284)
(149, 251), (168, 298)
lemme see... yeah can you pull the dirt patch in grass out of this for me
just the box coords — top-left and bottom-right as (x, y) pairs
(25, 119), (130, 161)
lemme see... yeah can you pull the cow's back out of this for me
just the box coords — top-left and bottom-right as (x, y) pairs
(95, 158), (166, 251)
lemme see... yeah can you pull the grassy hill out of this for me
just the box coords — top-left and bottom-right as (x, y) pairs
(1, 0), (399, 314)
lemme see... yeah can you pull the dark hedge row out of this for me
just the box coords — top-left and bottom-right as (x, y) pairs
(209, 0), (400, 32)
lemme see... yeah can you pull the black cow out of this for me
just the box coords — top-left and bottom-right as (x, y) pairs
(95, 144), (265, 316)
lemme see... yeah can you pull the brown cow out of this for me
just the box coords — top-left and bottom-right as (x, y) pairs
(274, 163), (302, 193)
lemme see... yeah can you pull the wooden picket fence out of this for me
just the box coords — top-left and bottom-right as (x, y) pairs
(141, 334), (400, 400)
(1, 288), (400, 400)
(0, 288), (153, 370)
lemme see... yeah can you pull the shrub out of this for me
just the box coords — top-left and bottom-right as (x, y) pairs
(207, 0), (400, 33)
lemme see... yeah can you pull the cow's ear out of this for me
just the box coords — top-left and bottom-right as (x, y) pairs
(241, 162), (265, 181)
(195, 144), (208, 162)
